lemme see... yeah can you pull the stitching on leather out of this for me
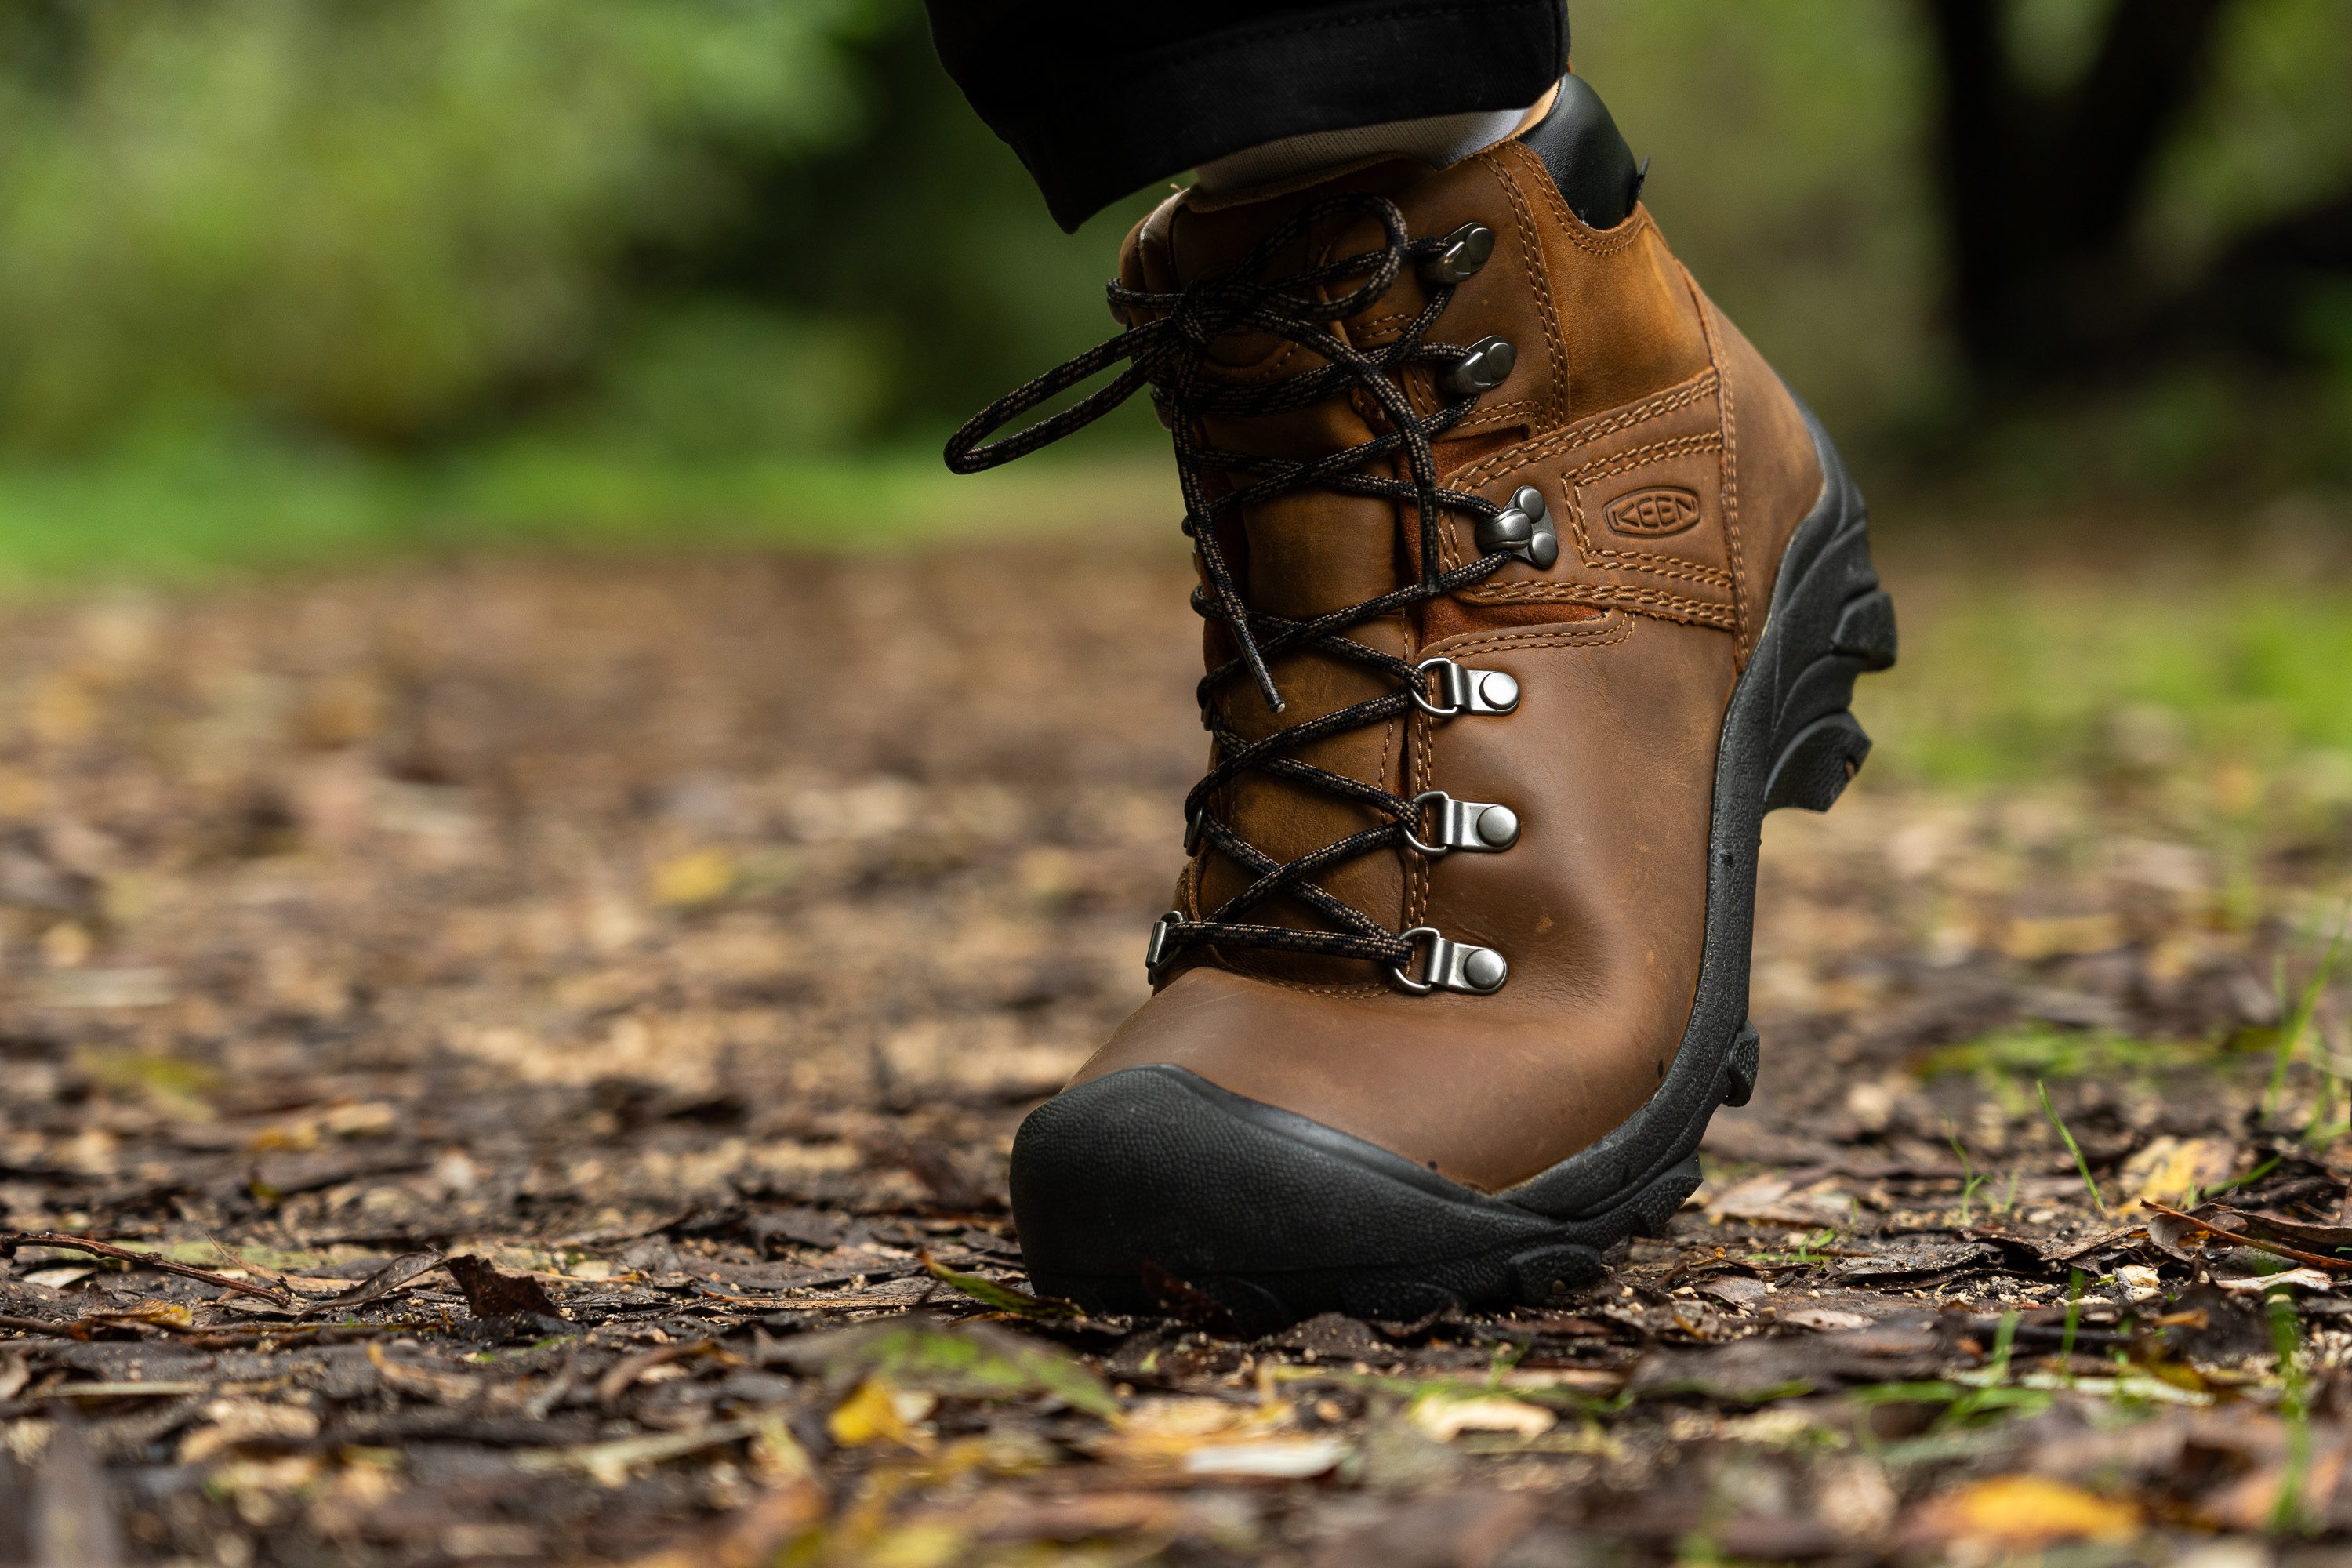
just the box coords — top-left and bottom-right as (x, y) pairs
(1690, 270), (1748, 655)
(1454, 394), (1543, 430)
(1378, 699), (1408, 931)
(1461, 579), (1737, 630)
(1489, 154), (1570, 433)
(1497, 140), (1649, 259)
(1431, 613), (1635, 659)
(1452, 370), (1718, 489)
(1244, 973), (1396, 999)
(1570, 430), (1722, 485)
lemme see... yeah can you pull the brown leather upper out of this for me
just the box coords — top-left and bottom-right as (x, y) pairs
(1071, 132), (1826, 1192)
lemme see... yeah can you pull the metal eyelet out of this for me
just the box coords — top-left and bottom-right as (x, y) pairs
(1402, 790), (1521, 856)
(1475, 485), (1559, 570)
(1145, 910), (1187, 973)
(1388, 927), (1509, 995)
(1411, 657), (1521, 718)
(1438, 336), (1515, 397)
(1419, 222), (1496, 286)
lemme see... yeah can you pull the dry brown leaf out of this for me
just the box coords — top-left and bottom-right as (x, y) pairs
(365, 1344), (482, 1407)
(178, 1399), (322, 1464)
(442, 1253), (562, 1319)
(1998, 913), (2126, 960)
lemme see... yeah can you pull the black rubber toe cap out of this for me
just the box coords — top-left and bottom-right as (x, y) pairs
(1010, 1065), (1584, 1326)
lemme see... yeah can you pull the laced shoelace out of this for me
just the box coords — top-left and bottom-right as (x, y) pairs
(946, 191), (1521, 977)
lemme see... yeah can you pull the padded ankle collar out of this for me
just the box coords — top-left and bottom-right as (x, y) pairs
(1517, 74), (1643, 229)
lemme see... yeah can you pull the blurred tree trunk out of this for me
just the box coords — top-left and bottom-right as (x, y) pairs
(1923, 0), (2231, 379)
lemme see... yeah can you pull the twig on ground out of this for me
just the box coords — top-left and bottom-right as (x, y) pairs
(0, 1232), (293, 1306)
(2143, 1203), (2352, 1273)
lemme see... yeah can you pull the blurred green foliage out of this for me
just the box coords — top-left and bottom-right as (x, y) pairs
(1864, 560), (2352, 793)
(0, 0), (2347, 498)
(0, 0), (882, 450)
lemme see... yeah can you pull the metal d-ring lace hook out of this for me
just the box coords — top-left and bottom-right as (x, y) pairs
(1388, 927), (1510, 995)
(1410, 657), (1522, 717)
(1402, 790), (1521, 856)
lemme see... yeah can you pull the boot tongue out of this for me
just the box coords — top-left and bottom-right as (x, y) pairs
(1124, 172), (1429, 977)
(1147, 167), (1429, 619)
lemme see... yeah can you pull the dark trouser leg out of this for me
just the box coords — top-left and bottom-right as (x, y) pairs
(924, 1), (1570, 230)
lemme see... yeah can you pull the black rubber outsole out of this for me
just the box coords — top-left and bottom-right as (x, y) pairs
(1011, 405), (1896, 1333)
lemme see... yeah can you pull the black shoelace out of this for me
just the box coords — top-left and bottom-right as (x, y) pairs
(946, 192), (1519, 975)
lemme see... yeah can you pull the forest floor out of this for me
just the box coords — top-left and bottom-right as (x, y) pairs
(0, 518), (2347, 1566)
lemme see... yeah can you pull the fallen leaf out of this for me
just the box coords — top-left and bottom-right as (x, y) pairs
(650, 848), (734, 908)
(1705, 1174), (1853, 1227)
(917, 1250), (1080, 1319)
(207, 1455), (322, 1502)
(2214, 1268), (2335, 1294)
(1999, 913), (2125, 961)
(1181, 1439), (1345, 1478)
(2147, 1203), (2352, 1272)
(22, 1266), (95, 1290)
(521, 1417), (768, 1489)
(597, 1339), (732, 1405)
(2116, 1136), (2238, 1212)
(2202, 1424), (2352, 1530)
(178, 1399), (321, 1463)
(443, 1253), (562, 1319)
(826, 1377), (932, 1450)
(2040, 1223), (2148, 1264)
(39, 1382), (211, 1401)
(367, 1344), (482, 1406)
(321, 1100), (399, 1138)
(1912, 1475), (2140, 1548)
(779, 1318), (1118, 1420)
(1088, 1396), (1295, 1468)
(1410, 1394), (1556, 1443)
(1780, 1307), (1874, 1332)
(298, 1250), (444, 1317)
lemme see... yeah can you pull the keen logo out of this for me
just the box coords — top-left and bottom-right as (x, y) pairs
(1603, 486), (1703, 537)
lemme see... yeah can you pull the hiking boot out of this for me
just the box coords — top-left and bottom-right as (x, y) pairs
(948, 74), (1896, 1329)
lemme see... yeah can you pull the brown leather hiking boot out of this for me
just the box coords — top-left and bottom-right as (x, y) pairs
(949, 75), (1896, 1329)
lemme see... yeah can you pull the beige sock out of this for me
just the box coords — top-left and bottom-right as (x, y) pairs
(1194, 85), (1560, 196)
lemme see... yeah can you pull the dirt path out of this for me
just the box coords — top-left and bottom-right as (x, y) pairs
(0, 543), (2343, 1564)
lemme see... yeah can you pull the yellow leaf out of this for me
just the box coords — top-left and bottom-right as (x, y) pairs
(1918, 1475), (2140, 1547)
(2116, 1135), (2237, 1211)
(1998, 913), (2125, 962)
(649, 848), (734, 908)
(100, 1300), (193, 1330)
(858, 1524), (970, 1568)
(826, 1377), (931, 1450)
